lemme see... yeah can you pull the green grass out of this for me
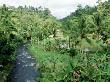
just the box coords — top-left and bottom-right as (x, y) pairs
(28, 44), (73, 82)
(28, 42), (110, 82)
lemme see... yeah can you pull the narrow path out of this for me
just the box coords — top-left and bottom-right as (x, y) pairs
(7, 44), (39, 82)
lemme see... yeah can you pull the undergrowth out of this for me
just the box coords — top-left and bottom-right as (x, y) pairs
(28, 43), (110, 82)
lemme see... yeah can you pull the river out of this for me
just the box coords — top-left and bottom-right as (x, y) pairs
(7, 44), (39, 82)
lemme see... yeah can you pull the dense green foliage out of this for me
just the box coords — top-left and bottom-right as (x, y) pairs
(60, 0), (110, 81)
(0, 0), (110, 82)
(0, 4), (60, 81)
(28, 44), (72, 82)
(61, 1), (110, 48)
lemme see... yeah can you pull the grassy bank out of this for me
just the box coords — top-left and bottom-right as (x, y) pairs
(28, 43), (74, 82)
(28, 43), (110, 82)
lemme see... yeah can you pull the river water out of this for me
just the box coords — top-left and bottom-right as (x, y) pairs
(7, 44), (39, 82)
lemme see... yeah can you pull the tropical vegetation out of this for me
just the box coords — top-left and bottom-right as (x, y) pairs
(0, 0), (110, 82)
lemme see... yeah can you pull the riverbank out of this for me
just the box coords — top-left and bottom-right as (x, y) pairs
(28, 43), (73, 82)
